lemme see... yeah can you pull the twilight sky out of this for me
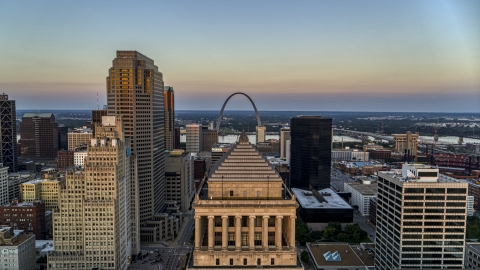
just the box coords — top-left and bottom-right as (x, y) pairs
(0, 1), (479, 112)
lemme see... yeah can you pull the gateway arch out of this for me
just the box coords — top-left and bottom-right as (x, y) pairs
(216, 92), (262, 132)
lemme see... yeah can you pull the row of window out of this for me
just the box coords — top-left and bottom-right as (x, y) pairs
(216, 258), (275, 266)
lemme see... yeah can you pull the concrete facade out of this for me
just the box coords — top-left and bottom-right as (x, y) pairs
(0, 227), (36, 270)
(186, 124), (202, 153)
(165, 150), (195, 213)
(343, 182), (378, 216)
(190, 132), (301, 270)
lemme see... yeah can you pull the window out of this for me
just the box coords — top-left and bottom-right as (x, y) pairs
(230, 190), (233, 196)
(216, 259), (219, 266)
(271, 258), (275, 265)
(254, 233), (262, 245)
(257, 258), (261, 265)
(243, 258), (247, 265)
(230, 258), (233, 265)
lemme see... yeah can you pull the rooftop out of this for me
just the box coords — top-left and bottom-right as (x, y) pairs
(345, 182), (378, 196)
(292, 188), (352, 209)
(307, 243), (371, 267)
(22, 112), (54, 118)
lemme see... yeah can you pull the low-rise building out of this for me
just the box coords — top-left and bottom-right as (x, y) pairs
(0, 200), (45, 239)
(344, 181), (378, 216)
(8, 172), (34, 201)
(21, 177), (65, 211)
(292, 188), (353, 230)
(56, 150), (74, 170)
(466, 242), (480, 269)
(73, 150), (88, 167)
(0, 226), (36, 270)
(306, 242), (375, 270)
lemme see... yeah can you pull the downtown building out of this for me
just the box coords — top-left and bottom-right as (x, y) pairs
(186, 124), (202, 153)
(0, 93), (18, 172)
(106, 51), (166, 249)
(289, 116), (332, 190)
(190, 131), (301, 270)
(164, 86), (175, 151)
(18, 113), (58, 159)
(48, 116), (132, 269)
(375, 164), (468, 269)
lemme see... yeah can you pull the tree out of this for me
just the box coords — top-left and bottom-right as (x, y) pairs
(337, 233), (348, 242)
(328, 222), (342, 232)
(323, 227), (337, 239)
(344, 224), (360, 235)
(300, 250), (310, 266)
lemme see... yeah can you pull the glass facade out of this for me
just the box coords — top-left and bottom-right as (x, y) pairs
(289, 116), (332, 190)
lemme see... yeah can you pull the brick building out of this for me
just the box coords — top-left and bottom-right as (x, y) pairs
(0, 200), (46, 239)
(57, 150), (74, 170)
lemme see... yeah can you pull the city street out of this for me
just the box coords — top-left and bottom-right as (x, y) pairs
(130, 211), (194, 270)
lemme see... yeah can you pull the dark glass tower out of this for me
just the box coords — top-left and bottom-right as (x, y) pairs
(289, 116), (332, 190)
(0, 94), (17, 172)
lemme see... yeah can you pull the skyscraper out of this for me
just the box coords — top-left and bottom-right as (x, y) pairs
(256, 125), (266, 143)
(19, 113), (58, 159)
(0, 94), (17, 172)
(279, 126), (290, 160)
(106, 51), (164, 250)
(164, 86), (175, 151)
(375, 164), (467, 269)
(289, 116), (332, 190)
(48, 116), (132, 269)
(186, 124), (202, 153)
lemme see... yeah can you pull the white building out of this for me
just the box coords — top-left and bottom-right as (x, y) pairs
(73, 150), (88, 166)
(186, 124), (202, 153)
(0, 163), (9, 205)
(256, 125), (266, 144)
(375, 164), (468, 269)
(343, 181), (378, 216)
(332, 150), (369, 161)
(0, 227), (36, 270)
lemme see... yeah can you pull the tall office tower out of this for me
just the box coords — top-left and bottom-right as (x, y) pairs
(0, 94), (17, 172)
(57, 124), (68, 150)
(186, 124), (202, 153)
(165, 150), (194, 212)
(279, 126), (290, 159)
(106, 51), (165, 250)
(375, 164), (468, 270)
(48, 116), (132, 270)
(256, 125), (266, 144)
(289, 116), (332, 190)
(190, 131), (300, 270)
(91, 109), (107, 135)
(174, 127), (181, 149)
(202, 129), (218, 152)
(19, 113), (59, 159)
(164, 86), (175, 151)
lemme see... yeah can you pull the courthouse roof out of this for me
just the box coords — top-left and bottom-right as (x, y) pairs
(209, 130), (283, 182)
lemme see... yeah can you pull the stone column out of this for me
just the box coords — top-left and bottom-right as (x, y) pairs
(194, 216), (201, 250)
(289, 216), (296, 248)
(208, 216), (214, 250)
(249, 216), (255, 250)
(235, 216), (242, 250)
(275, 216), (283, 250)
(263, 216), (269, 250)
(222, 216), (228, 250)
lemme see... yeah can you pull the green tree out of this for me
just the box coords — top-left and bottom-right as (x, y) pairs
(328, 222), (342, 232)
(300, 250), (310, 266)
(323, 227), (337, 239)
(352, 233), (361, 242)
(344, 224), (360, 235)
(337, 233), (348, 242)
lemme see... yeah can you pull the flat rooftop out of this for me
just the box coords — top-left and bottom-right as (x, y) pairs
(345, 182), (378, 196)
(307, 243), (369, 267)
(292, 188), (352, 209)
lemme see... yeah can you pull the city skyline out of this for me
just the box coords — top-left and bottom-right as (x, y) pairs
(1, 1), (479, 112)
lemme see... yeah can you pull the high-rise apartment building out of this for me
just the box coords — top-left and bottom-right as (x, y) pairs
(164, 86), (175, 151)
(106, 51), (165, 250)
(375, 164), (467, 269)
(19, 113), (58, 158)
(289, 116), (332, 190)
(190, 132), (300, 269)
(279, 126), (290, 160)
(186, 124), (202, 153)
(0, 94), (17, 172)
(256, 125), (266, 144)
(48, 116), (132, 269)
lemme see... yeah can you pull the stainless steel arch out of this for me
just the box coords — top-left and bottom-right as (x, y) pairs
(216, 92), (262, 132)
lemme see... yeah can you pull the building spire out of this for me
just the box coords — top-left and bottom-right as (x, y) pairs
(239, 130), (249, 143)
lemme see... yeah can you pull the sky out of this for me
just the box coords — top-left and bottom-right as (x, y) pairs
(0, 0), (479, 112)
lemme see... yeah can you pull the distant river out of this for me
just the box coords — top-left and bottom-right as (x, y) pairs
(419, 136), (480, 144)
